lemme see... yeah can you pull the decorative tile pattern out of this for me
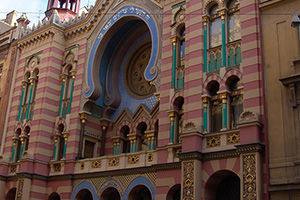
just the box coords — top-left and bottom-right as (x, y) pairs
(183, 161), (194, 200)
(243, 154), (257, 199)
(207, 136), (221, 148)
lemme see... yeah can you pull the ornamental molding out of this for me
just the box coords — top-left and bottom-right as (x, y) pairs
(243, 154), (257, 199)
(183, 161), (194, 200)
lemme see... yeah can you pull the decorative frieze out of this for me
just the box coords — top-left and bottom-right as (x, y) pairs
(227, 131), (240, 144)
(127, 155), (139, 164)
(206, 135), (221, 148)
(183, 161), (194, 200)
(109, 157), (119, 167)
(243, 154), (257, 199)
(91, 160), (101, 168)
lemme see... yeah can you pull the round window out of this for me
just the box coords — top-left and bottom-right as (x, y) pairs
(123, 41), (155, 99)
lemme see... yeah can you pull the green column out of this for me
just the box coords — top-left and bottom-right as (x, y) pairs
(113, 143), (116, 155)
(203, 100), (208, 132)
(148, 137), (151, 150)
(133, 140), (137, 152)
(52, 137), (57, 159)
(171, 37), (177, 88)
(11, 140), (16, 161)
(151, 137), (155, 150)
(116, 143), (120, 154)
(170, 120), (175, 143)
(58, 78), (65, 117)
(25, 82), (34, 119)
(63, 136), (67, 158)
(19, 139), (25, 159)
(18, 86), (25, 121)
(68, 76), (75, 114)
(221, 18), (226, 67)
(204, 25), (208, 72)
(130, 140), (133, 153)
(221, 95), (228, 129)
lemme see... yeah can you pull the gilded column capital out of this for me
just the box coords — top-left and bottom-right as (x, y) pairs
(100, 118), (110, 131)
(170, 35), (177, 45)
(61, 74), (67, 81)
(154, 92), (160, 101)
(218, 8), (227, 19)
(144, 130), (155, 138)
(79, 111), (90, 123)
(202, 96), (209, 104)
(70, 70), (77, 78)
(202, 15), (209, 26)
(167, 110), (176, 121)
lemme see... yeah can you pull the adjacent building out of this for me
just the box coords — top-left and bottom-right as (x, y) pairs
(0, 0), (267, 199)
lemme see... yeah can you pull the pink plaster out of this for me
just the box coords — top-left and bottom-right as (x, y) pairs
(242, 48), (259, 60)
(42, 57), (63, 65)
(64, 162), (75, 174)
(219, 159), (227, 169)
(239, 125), (261, 144)
(29, 191), (47, 199)
(185, 109), (202, 120)
(155, 186), (170, 194)
(79, 43), (87, 51)
(187, 50), (202, 61)
(243, 64), (260, 74)
(18, 58), (26, 65)
(202, 161), (214, 176)
(240, 3), (256, 14)
(244, 80), (260, 91)
(43, 47), (64, 55)
(185, 66), (202, 77)
(182, 134), (202, 152)
(161, 57), (172, 66)
(161, 69), (172, 78)
(160, 96), (170, 104)
(244, 97), (261, 108)
(160, 82), (171, 90)
(156, 169), (181, 183)
(232, 157), (240, 173)
(157, 149), (168, 163)
(241, 33), (259, 44)
(241, 18), (257, 29)
(163, 45), (172, 52)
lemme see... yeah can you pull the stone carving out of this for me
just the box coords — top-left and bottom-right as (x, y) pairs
(227, 131), (240, 144)
(239, 110), (259, 124)
(147, 153), (153, 162)
(54, 163), (61, 172)
(92, 160), (102, 168)
(17, 179), (24, 198)
(109, 157), (120, 166)
(207, 136), (221, 148)
(127, 155), (139, 164)
(243, 154), (257, 199)
(183, 161), (194, 200)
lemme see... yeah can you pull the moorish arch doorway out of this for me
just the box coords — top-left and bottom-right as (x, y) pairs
(6, 188), (16, 200)
(205, 170), (240, 200)
(100, 187), (121, 200)
(75, 189), (93, 200)
(128, 185), (152, 200)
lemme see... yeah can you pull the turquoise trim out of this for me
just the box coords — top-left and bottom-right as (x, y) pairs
(19, 143), (24, 159)
(170, 120), (174, 142)
(68, 77), (75, 114)
(148, 139), (151, 150)
(58, 81), (65, 117)
(222, 19), (226, 67)
(222, 102), (227, 128)
(63, 139), (67, 158)
(25, 84), (33, 119)
(151, 138), (155, 150)
(172, 2), (186, 9)
(52, 141), (57, 159)
(116, 144), (120, 154)
(203, 107), (208, 132)
(11, 145), (16, 161)
(18, 87), (25, 121)
(172, 44), (177, 88)
(204, 25), (207, 72)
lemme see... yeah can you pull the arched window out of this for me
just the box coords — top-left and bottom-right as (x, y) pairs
(120, 126), (130, 154)
(13, 128), (22, 162)
(227, 0), (241, 43)
(209, 4), (221, 48)
(227, 76), (243, 129)
(136, 122), (148, 151)
(20, 72), (30, 121)
(57, 124), (65, 160)
(60, 65), (74, 117)
(6, 188), (17, 200)
(29, 69), (39, 120)
(176, 26), (185, 89)
(208, 81), (222, 132)
(204, 1), (241, 71)
(48, 192), (61, 200)
(173, 97), (184, 143)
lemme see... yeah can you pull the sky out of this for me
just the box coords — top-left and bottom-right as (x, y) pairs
(0, 0), (96, 26)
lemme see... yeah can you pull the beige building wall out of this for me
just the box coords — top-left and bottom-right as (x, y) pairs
(261, 0), (300, 197)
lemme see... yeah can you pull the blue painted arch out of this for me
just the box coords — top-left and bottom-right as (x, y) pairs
(123, 176), (155, 200)
(71, 181), (98, 200)
(84, 6), (159, 99)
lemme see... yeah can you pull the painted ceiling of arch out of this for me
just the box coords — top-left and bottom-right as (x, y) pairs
(92, 17), (158, 120)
